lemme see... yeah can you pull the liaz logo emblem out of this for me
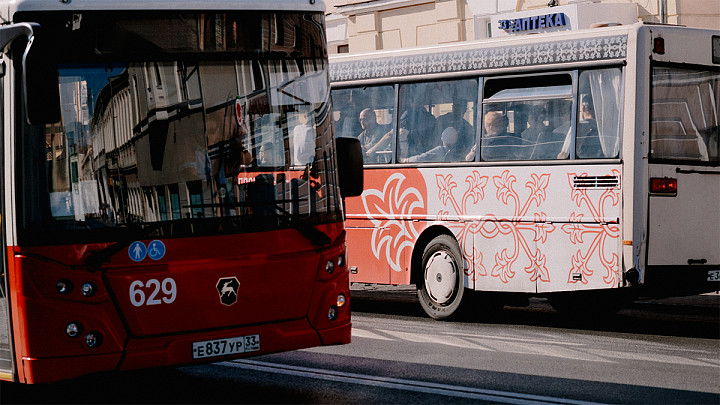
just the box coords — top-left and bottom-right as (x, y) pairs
(216, 277), (240, 306)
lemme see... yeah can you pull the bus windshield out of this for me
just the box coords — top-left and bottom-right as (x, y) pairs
(15, 11), (341, 245)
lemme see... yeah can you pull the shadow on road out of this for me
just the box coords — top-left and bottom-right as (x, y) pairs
(350, 284), (720, 339)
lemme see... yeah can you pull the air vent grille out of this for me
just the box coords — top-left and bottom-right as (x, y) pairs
(572, 175), (620, 189)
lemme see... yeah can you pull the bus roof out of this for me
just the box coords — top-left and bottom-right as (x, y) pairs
(1, 0), (325, 15)
(329, 22), (720, 83)
(330, 23), (632, 83)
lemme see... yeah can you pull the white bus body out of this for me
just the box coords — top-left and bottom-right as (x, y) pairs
(331, 23), (719, 319)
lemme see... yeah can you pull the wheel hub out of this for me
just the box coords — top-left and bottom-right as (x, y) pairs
(424, 251), (457, 305)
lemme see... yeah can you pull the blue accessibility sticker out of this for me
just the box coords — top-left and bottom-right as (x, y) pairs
(147, 240), (166, 261)
(129, 241), (147, 262)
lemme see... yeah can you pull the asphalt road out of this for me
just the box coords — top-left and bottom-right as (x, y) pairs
(1, 288), (718, 404)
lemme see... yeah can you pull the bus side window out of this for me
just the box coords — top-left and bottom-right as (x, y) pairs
(397, 82), (437, 161)
(433, 79), (477, 162)
(576, 68), (622, 159)
(333, 86), (394, 164)
(482, 74), (573, 161)
(332, 88), (362, 139)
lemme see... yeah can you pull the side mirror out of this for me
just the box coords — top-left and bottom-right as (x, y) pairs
(335, 137), (364, 198)
(22, 25), (61, 124)
(0, 23), (35, 51)
(0, 23), (61, 125)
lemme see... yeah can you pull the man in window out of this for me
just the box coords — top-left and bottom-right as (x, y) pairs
(480, 111), (522, 161)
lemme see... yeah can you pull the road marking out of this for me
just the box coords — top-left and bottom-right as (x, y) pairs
(379, 329), (492, 351)
(352, 328), (393, 341)
(472, 339), (614, 363)
(353, 327), (717, 367)
(585, 348), (720, 368)
(219, 359), (607, 405)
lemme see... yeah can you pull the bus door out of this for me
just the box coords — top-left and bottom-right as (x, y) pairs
(0, 30), (14, 380)
(646, 64), (720, 293)
(0, 221), (12, 382)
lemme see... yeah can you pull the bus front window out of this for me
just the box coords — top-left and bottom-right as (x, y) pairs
(16, 11), (341, 245)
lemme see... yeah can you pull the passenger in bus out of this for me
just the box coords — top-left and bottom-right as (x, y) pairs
(358, 108), (392, 163)
(436, 99), (474, 157)
(523, 105), (565, 160)
(402, 127), (462, 163)
(258, 141), (281, 166)
(575, 97), (602, 158)
(333, 92), (362, 139)
(557, 97), (600, 158)
(554, 107), (573, 159)
(401, 101), (437, 158)
(521, 105), (551, 143)
(479, 111), (522, 161)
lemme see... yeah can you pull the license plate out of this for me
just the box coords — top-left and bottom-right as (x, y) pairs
(708, 270), (720, 282)
(192, 335), (260, 359)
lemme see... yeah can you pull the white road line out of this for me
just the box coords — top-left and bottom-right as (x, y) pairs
(352, 328), (393, 341)
(585, 348), (720, 368)
(219, 359), (607, 405)
(470, 339), (614, 363)
(379, 329), (492, 351)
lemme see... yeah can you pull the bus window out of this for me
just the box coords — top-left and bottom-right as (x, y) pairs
(332, 85), (394, 164)
(398, 79), (478, 163)
(650, 66), (720, 163)
(576, 68), (622, 159)
(480, 74), (572, 161)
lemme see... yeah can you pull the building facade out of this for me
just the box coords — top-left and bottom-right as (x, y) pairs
(325, 0), (720, 54)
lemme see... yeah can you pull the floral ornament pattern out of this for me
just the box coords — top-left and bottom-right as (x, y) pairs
(434, 170), (554, 284)
(561, 170), (621, 286)
(479, 171), (554, 284)
(435, 172), (489, 280)
(356, 167), (621, 288)
(361, 172), (425, 272)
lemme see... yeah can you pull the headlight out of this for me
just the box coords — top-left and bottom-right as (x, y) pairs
(57, 279), (73, 295)
(84, 332), (103, 348)
(65, 322), (81, 337)
(81, 282), (96, 297)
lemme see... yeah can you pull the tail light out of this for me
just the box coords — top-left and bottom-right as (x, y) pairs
(653, 37), (665, 54)
(650, 177), (677, 195)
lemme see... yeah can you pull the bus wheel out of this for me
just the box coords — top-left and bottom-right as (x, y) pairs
(416, 235), (465, 320)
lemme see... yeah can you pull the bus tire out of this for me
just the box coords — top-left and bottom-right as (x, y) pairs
(416, 234), (465, 320)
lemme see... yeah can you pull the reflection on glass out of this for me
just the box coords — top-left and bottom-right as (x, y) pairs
(18, 11), (341, 242)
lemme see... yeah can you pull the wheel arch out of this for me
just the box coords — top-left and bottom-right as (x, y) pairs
(409, 225), (458, 286)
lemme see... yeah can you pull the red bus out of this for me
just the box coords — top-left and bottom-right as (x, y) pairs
(0, 0), (363, 383)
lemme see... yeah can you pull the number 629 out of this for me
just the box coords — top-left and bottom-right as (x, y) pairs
(130, 278), (177, 307)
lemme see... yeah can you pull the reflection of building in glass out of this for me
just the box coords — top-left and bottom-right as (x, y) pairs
(51, 78), (96, 220)
(82, 12), (333, 225)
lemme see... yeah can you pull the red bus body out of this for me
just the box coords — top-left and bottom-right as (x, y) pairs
(8, 224), (349, 383)
(0, 1), (361, 383)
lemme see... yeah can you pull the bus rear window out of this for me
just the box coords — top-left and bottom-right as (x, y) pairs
(651, 66), (720, 163)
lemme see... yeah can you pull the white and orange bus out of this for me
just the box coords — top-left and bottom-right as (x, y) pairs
(0, 0), (363, 383)
(331, 22), (719, 319)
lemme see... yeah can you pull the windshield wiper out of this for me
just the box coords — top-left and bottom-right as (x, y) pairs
(185, 199), (332, 247)
(267, 202), (331, 247)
